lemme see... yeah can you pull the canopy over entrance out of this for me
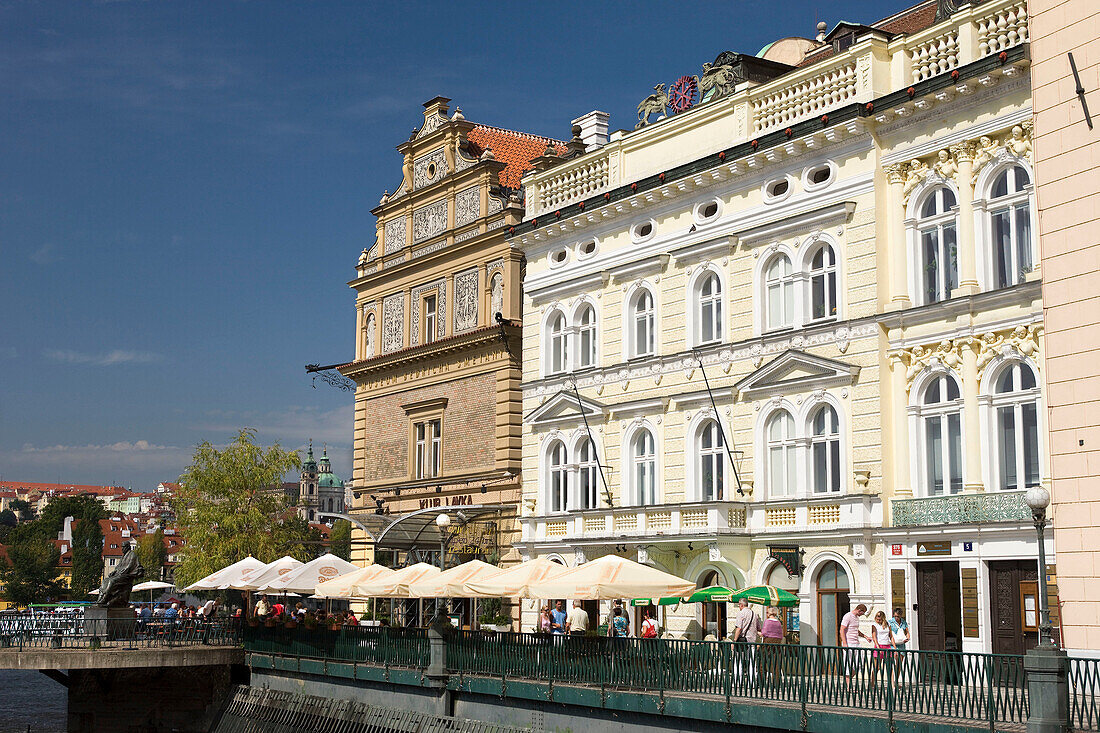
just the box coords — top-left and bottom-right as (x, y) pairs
(348, 504), (506, 553)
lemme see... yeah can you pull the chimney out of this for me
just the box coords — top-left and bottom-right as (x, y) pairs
(60, 515), (74, 542)
(571, 110), (610, 152)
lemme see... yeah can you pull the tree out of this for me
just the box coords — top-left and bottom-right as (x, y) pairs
(0, 537), (63, 606)
(330, 520), (352, 561)
(69, 505), (105, 599)
(135, 529), (168, 582)
(9, 499), (33, 522)
(0, 510), (16, 529)
(171, 428), (309, 588)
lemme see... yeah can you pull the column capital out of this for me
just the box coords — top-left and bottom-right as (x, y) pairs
(950, 140), (978, 163)
(884, 163), (907, 184)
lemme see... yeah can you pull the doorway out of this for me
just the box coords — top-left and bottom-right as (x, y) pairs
(699, 570), (727, 638)
(988, 560), (1040, 655)
(815, 561), (850, 646)
(915, 561), (963, 651)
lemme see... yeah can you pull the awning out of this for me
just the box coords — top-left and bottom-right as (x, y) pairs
(349, 504), (507, 552)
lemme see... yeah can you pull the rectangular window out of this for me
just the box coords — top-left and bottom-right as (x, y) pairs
(999, 405), (1018, 489)
(926, 417), (944, 495)
(423, 295), (437, 344)
(414, 418), (442, 478)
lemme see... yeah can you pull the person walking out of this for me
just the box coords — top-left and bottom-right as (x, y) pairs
(732, 599), (761, 681)
(640, 609), (658, 639)
(566, 600), (589, 637)
(869, 610), (897, 689)
(888, 607), (911, 682)
(760, 607), (785, 683)
(608, 606), (629, 638)
(538, 606), (552, 634)
(839, 604), (871, 684)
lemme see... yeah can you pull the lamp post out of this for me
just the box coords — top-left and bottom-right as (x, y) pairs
(435, 513), (452, 621)
(1024, 486), (1056, 649)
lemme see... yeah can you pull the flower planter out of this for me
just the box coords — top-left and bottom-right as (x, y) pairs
(483, 624), (511, 633)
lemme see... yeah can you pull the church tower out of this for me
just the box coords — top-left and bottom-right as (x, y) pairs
(299, 440), (319, 521)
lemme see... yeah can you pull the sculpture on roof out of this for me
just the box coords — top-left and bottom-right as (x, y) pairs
(700, 57), (739, 101)
(935, 0), (958, 22)
(636, 84), (668, 129)
(95, 542), (144, 608)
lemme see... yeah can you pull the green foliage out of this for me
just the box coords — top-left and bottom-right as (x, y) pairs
(69, 505), (105, 599)
(477, 596), (511, 626)
(0, 537), (64, 606)
(9, 499), (33, 522)
(135, 529), (168, 582)
(0, 510), (16, 528)
(171, 429), (309, 588)
(329, 520), (352, 561)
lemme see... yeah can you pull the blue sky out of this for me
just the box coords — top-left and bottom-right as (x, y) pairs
(0, 0), (914, 489)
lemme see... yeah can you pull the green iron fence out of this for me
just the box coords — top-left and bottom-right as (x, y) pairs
(0, 616), (240, 650)
(243, 623), (429, 668)
(242, 627), (1100, 731)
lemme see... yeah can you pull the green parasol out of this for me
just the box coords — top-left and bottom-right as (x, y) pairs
(729, 584), (799, 608)
(629, 596), (681, 606)
(631, 585), (737, 606)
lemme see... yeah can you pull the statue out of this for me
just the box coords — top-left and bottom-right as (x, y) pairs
(935, 0), (958, 22)
(700, 59), (739, 101)
(972, 135), (999, 172)
(1005, 124), (1032, 158)
(933, 149), (958, 180)
(357, 248), (369, 267)
(96, 543), (144, 608)
(636, 84), (668, 128)
(364, 313), (376, 359)
(903, 159), (929, 200)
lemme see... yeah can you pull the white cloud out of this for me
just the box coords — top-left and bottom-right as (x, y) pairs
(44, 349), (163, 366)
(4, 440), (193, 488)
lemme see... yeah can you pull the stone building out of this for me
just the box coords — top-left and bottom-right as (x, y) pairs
(339, 98), (563, 622)
(1031, 0), (1100, 654)
(294, 441), (345, 523)
(512, 0), (1048, 652)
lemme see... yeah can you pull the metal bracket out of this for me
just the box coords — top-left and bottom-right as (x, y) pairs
(547, 678), (553, 701)
(657, 689), (666, 714)
(801, 711), (809, 730)
(500, 675), (507, 699)
(600, 684), (608, 707)
(724, 700), (732, 722)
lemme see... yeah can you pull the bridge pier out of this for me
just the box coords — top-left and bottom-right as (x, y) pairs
(66, 663), (247, 733)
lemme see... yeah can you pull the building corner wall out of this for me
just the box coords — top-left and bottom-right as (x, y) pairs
(1031, 0), (1100, 653)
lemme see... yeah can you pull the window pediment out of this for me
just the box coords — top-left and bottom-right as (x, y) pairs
(735, 349), (859, 398)
(525, 390), (607, 429)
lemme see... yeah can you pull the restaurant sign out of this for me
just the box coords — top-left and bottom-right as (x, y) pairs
(768, 545), (803, 577)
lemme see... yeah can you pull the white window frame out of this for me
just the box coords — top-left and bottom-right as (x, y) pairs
(547, 439), (569, 514)
(545, 309), (568, 376)
(807, 243), (838, 324)
(628, 287), (657, 359)
(977, 163), (1036, 290)
(766, 409), (798, 499)
(696, 418), (727, 502)
(629, 426), (658, 507)
(763, 253), (796, 332)
(982, 359), (1043, 492)
(909, 185), (960, 305)
(810, 404), (842, 494)
(910, 372), (965, 497)
(575, 302), (597, 370)
(575, 437), (599, 511)
(695, 270), (724, 346)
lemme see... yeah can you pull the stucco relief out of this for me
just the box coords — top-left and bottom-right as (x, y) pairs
(381, 294), (404, 354)
(384, 217), (406, 254)
(416, 114), (446, 139)
(487, 194), (504, 215)
(454, 269), (479, 332)
(413, 148), (447, 190)
(454, 228), (479, 243)
(892, 339), (965, 390)
(413, 200), (448, 243)
(975, 324), (1042, 378)
(455, 186), (480, 227)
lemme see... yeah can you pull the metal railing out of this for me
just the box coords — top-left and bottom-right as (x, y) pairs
(1070, 656), (1100, 731)
(0, 615), (241, 650)
(243, 623), (430, 669)
(241, 627), (1100, 731)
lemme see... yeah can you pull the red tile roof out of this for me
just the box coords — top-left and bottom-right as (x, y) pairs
(0, 481), (126, 495)
(798, 0), (958, 69)
(466, 125), (567, 189)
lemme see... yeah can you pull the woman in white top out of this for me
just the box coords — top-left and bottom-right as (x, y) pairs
(869, 610), (896, 687)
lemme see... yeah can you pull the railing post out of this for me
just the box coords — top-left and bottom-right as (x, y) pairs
(1023, 646), (1070, 733)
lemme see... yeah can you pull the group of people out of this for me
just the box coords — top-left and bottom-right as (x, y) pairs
(253, 595), (360, 627)
(132, 599), (219, 625)
(535, 600), (659, 638)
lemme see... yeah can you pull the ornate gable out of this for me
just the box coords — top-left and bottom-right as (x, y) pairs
(734, 349), (859, 398)
(524, 390), (607, 429)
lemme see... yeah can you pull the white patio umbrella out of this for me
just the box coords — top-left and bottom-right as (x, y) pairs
(261, 553), (359, 595)
(465, 557), (569, 598)
(131, 581), (175, 593)
(238, 556), (304, 591)
(313, 564), (394, 599)
(183, 556), (267, 591)
(527, 554), (695, 600)
(407, 559), (501, 598)
(355, 562), (440, 598)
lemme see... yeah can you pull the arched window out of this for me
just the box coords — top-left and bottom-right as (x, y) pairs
(993, 362), (1040, 490)
(990, 165), (1033, 288)
(815, 561), (850, 647)
(548, 440), (568, 513)
(697, 272), (723, 345)
(577, 438), (599, 510)
(917, 187), (958, 304)
(577, 305), (596, 369)
(632, 429), (657, 506)
(922, 375), (963, 495)
(765, 255), (795, 331)
(766, 410), (797, 498)
(811, 404), (841, 494)
(698, 419), (726, 501)
(809, 245), (838, 321)
(631, 289), (656, 358)
(548, 312), (567, 375)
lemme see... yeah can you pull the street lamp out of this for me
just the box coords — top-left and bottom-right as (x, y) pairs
(1024, 486), (1056, 649)
(435, 513), (452, 624)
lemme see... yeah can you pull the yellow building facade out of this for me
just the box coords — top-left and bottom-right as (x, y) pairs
(513, 0), (1048, 652)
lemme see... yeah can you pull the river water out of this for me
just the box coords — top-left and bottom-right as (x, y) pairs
(0, 670), (67, 732)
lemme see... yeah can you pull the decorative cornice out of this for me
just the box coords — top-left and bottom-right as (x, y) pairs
(339, 321), (518, 380)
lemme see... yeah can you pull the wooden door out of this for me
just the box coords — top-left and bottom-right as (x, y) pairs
(916, 563), (946, 650)
(990, 560), (1039, 656)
